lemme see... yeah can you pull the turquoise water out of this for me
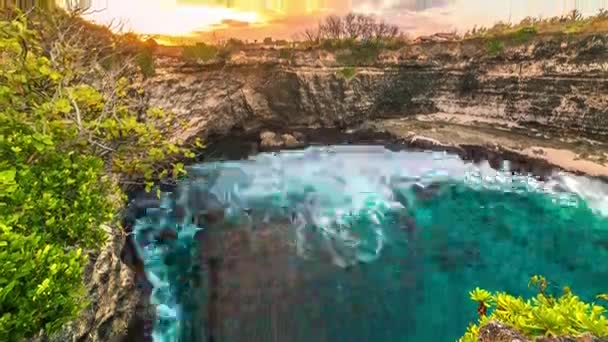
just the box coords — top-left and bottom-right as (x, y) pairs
(132, 146), (608, 342)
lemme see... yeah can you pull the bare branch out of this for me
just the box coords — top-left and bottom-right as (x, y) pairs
(66, 90), (83, 132)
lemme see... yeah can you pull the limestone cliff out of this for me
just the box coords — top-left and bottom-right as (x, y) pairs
(143, 33), (608, 146)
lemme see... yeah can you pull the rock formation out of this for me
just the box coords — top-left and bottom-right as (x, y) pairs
(143, 34), (608, 146)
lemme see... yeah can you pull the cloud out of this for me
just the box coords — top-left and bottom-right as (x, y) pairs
(209, 19), (251, 29)
(352, 0), (451, 14)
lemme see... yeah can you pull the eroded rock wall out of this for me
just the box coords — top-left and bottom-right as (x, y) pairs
(143, 34), (608, 143)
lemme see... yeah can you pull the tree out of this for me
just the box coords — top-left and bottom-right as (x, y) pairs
(302, 27), (320, 43)
(320, 14), (344, 40)
(302, 12), (401, 44)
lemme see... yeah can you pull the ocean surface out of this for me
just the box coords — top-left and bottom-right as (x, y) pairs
(131, 146), (608, 342)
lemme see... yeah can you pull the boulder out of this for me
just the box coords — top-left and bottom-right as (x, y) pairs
(259, 130), (304, 150)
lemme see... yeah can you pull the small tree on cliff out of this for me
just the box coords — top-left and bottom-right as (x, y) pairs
(302, 12), (400, 44)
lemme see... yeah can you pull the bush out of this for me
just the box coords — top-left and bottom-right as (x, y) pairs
(136, 49), (156, 78)
(511, 26), (538, 44)
(0, 10), (194, 340)
(459, 276), (608, 342)
(486, 39), (504, 56)
(335, 41), (381, 65)
(182, 42), (218, 62)
(0, 232), (87, 341)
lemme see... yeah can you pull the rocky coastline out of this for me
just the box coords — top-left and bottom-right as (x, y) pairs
(38, 32), (608, 341)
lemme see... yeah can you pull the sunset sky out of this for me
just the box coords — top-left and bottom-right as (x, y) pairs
(83, 0), (608, 40)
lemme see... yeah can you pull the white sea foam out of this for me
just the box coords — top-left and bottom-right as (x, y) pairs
(188, 146), (607, 267)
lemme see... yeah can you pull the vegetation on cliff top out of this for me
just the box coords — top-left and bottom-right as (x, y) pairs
(464, 9), (608, 40)
(459, 276), (608, 342)
(172, 9), (608, 65)
(0, 8), (193, 340)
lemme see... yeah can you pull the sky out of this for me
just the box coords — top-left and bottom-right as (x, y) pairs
(83, 0), (608, 40)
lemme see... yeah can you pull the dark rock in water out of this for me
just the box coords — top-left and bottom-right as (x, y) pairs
(121, 192), (161, 233)
(156, 228), (178, 244)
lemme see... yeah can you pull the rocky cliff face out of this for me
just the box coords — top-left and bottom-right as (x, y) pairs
(143, 33), (608, 145)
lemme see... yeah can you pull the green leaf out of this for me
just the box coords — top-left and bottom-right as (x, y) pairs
(53, 98), (72, 114)
(0, 169), (16, 183)
(145, 181), (153, 193)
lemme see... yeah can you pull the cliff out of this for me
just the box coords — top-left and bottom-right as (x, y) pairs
(144, 34), (608, 144)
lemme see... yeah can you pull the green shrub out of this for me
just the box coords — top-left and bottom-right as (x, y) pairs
(0, 232), (87, 341)
(338, 67), (357, 80)
(182, 42), (218, 62)
(136, 49), (156, 78)
(459, 276), (608, 342)
(335, 41), (381, 65)
(511, 26), (538, 44)
(486, 39), (504, 56)
(0, 11), (195, 340)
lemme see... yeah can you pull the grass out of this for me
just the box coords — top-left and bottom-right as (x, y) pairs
(511, 26), (538, 44)
(333, 41), (382, 65)
(465, 9), (608, 41)
(181, 42), (218, 62)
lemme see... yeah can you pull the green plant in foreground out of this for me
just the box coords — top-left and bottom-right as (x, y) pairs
(0, 232), (88, 341)
(459, 276), (608, 342)
(470, 287), (494, 317)
(0, 10), (195, 340)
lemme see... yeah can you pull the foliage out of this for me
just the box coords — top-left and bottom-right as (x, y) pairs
(304, 12), (400, 43)
(511, 26), (538, 44)
(464, 9), (608, 40)
(182, 42), (219, 62)
(334, 40), (382, 65)
(470, 287), (494, 308)
(0, 15), (111, 340)
(337, 66), (357, 80)
(485, 39), (504, 56)
(0, 9), (195, 340)
(28, 10), (194, 186)
(298, 13), (409, 64)
(459, 276), (608, 342)
(135, 48), (156, 78)
(0, 232), (88, 341)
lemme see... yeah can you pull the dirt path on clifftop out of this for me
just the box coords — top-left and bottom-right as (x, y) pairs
(374, 114), (608, 177)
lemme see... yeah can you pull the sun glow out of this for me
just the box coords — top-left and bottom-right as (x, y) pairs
(85, 1), (263, 36)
